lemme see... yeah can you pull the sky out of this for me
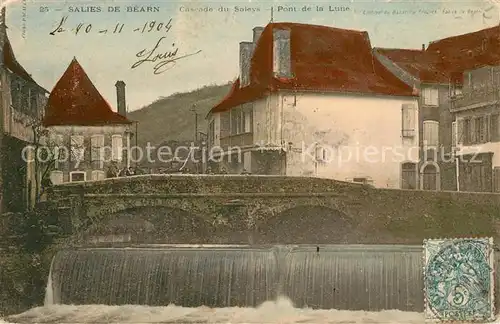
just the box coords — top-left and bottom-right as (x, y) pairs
(4, 0), (500, 112)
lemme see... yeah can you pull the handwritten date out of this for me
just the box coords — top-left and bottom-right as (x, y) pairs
(50, 16), (172, 35)
(131, 36), (202, 75)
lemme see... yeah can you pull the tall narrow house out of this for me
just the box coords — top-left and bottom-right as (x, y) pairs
(0, 7), (49, 212)
(43, 58), (133, 184)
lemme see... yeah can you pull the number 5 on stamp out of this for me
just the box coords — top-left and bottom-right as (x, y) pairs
(423, 237), (495, 323)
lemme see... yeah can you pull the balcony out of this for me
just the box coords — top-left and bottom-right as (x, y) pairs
(219, 132), (254, 150)
(450, 86), (500, 112)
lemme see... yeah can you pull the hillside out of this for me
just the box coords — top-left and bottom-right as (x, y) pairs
(128, 83), (232, 148)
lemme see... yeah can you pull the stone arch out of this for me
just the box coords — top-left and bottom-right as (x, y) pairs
(258, 205), (353, 244)
(82, 203), (212, 244)
(420, 161), (441, 191)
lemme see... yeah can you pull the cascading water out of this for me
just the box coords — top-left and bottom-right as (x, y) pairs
(45, 245), (424, 311)
(48, 247), (280, 307)
(43, 257), (55, 306)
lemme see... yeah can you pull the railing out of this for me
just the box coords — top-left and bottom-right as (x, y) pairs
(450, 87), (500, 112)
(219, 132), (254, 149)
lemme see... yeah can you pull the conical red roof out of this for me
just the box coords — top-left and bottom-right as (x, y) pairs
(43, 58), (131, 126)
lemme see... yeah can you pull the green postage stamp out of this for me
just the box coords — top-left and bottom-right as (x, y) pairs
(424, 238), (495, 322)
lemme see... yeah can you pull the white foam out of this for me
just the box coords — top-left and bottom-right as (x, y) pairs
(5, 297), (425, 323)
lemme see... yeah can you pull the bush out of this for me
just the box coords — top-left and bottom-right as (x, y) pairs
(0, 207), (61, 316)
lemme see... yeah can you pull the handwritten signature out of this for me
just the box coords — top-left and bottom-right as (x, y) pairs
(131, 37), (202, 74)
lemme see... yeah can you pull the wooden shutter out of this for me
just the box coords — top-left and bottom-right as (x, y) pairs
(457, 119), (464, 145)
(491, 114), (499, 141)
(470, 118), (477, 143)
(494, 167), (500, 192)
(402, 104), (415, 137)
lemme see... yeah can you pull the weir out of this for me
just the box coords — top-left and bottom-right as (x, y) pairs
(46, 245), (430, 311)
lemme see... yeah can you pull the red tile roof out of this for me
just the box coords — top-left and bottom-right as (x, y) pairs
(375, 48), (450, 83)
(211, 22), (416, 113)
(43, 58), (132, 127)
(376, 25), (500, 85)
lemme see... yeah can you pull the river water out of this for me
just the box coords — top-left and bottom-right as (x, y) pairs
(3, 297), (424, 323)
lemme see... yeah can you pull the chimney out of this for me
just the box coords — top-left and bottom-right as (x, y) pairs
(252, 26), (264, 44)
(273, 28), (292, 78)
(115, 80), (126, 117)
(422, 44), (425, 51)
(239, 42), (254, 88)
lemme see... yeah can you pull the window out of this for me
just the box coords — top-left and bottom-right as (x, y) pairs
(53, 134), (66, 167)
(10, 77), (21, 109)
(70, 171), (86, 182)
(494, 167), (500, 193)
(111, 134), (123, 161)
(220, 112), (230, 138)
(422, 88), (439, 106)
(452, 121), (457, 148)
(401, 104), (416, 137)
(401, 162), (417, 189)
(230, 108), (243, 135)
(244, 109), (253, 133)
(91, 134), (105, 163)
(273, 29), (291, 77)
(423, 121), (439, 147)
(50, 170), (64, 185)
(70, 135), (85, 163)
(315, 145), (326, 162)
(91, 170), (106, 181)
(491, 114), (499, 141)
(460, 118), (470, 145)
(208, 120), (215, 145)
(29, 89), (37, 115)
(230, 106), (253, 136)
(21, 84), (29, 113)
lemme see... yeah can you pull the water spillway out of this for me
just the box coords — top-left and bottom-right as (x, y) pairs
(47, 245), (424, 311)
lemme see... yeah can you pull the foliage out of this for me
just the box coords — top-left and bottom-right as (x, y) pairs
(0, 206), (62, 316)
(128, 83), (232, 148)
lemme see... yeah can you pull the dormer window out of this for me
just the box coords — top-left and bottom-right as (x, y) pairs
(273, 29), (292, 78)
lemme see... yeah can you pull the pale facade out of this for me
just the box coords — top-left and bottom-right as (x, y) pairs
(209, 92), (418, 189)
(208, 23), (419, 189)
(48, 125), (131, 184)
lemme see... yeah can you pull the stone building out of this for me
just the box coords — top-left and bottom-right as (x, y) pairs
(44, 58), (133, 184)
(0, 7), (49, 212)
(207, 22), (420, 189)
(375, 25), (500, 192)
(374, 47), (457, 191)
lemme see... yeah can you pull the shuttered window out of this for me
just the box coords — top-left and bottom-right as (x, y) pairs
(423, 121), (439, 147)
(422, 88), (439, 106)
(91, 135), (105, 162)
(70, 135), (84, 163)
(401, 104), (416, 137)
(452, 121), (457, 148)
(491, 114), (499, 141)
(494, 167), (500, 192)
(220, 112), (230, 138)
(111, 134), (123, 161)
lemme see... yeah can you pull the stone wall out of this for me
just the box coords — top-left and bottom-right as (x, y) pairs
(48, 175), (500, 245)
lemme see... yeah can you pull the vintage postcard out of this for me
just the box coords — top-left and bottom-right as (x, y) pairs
(1, 0), (500, 323)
